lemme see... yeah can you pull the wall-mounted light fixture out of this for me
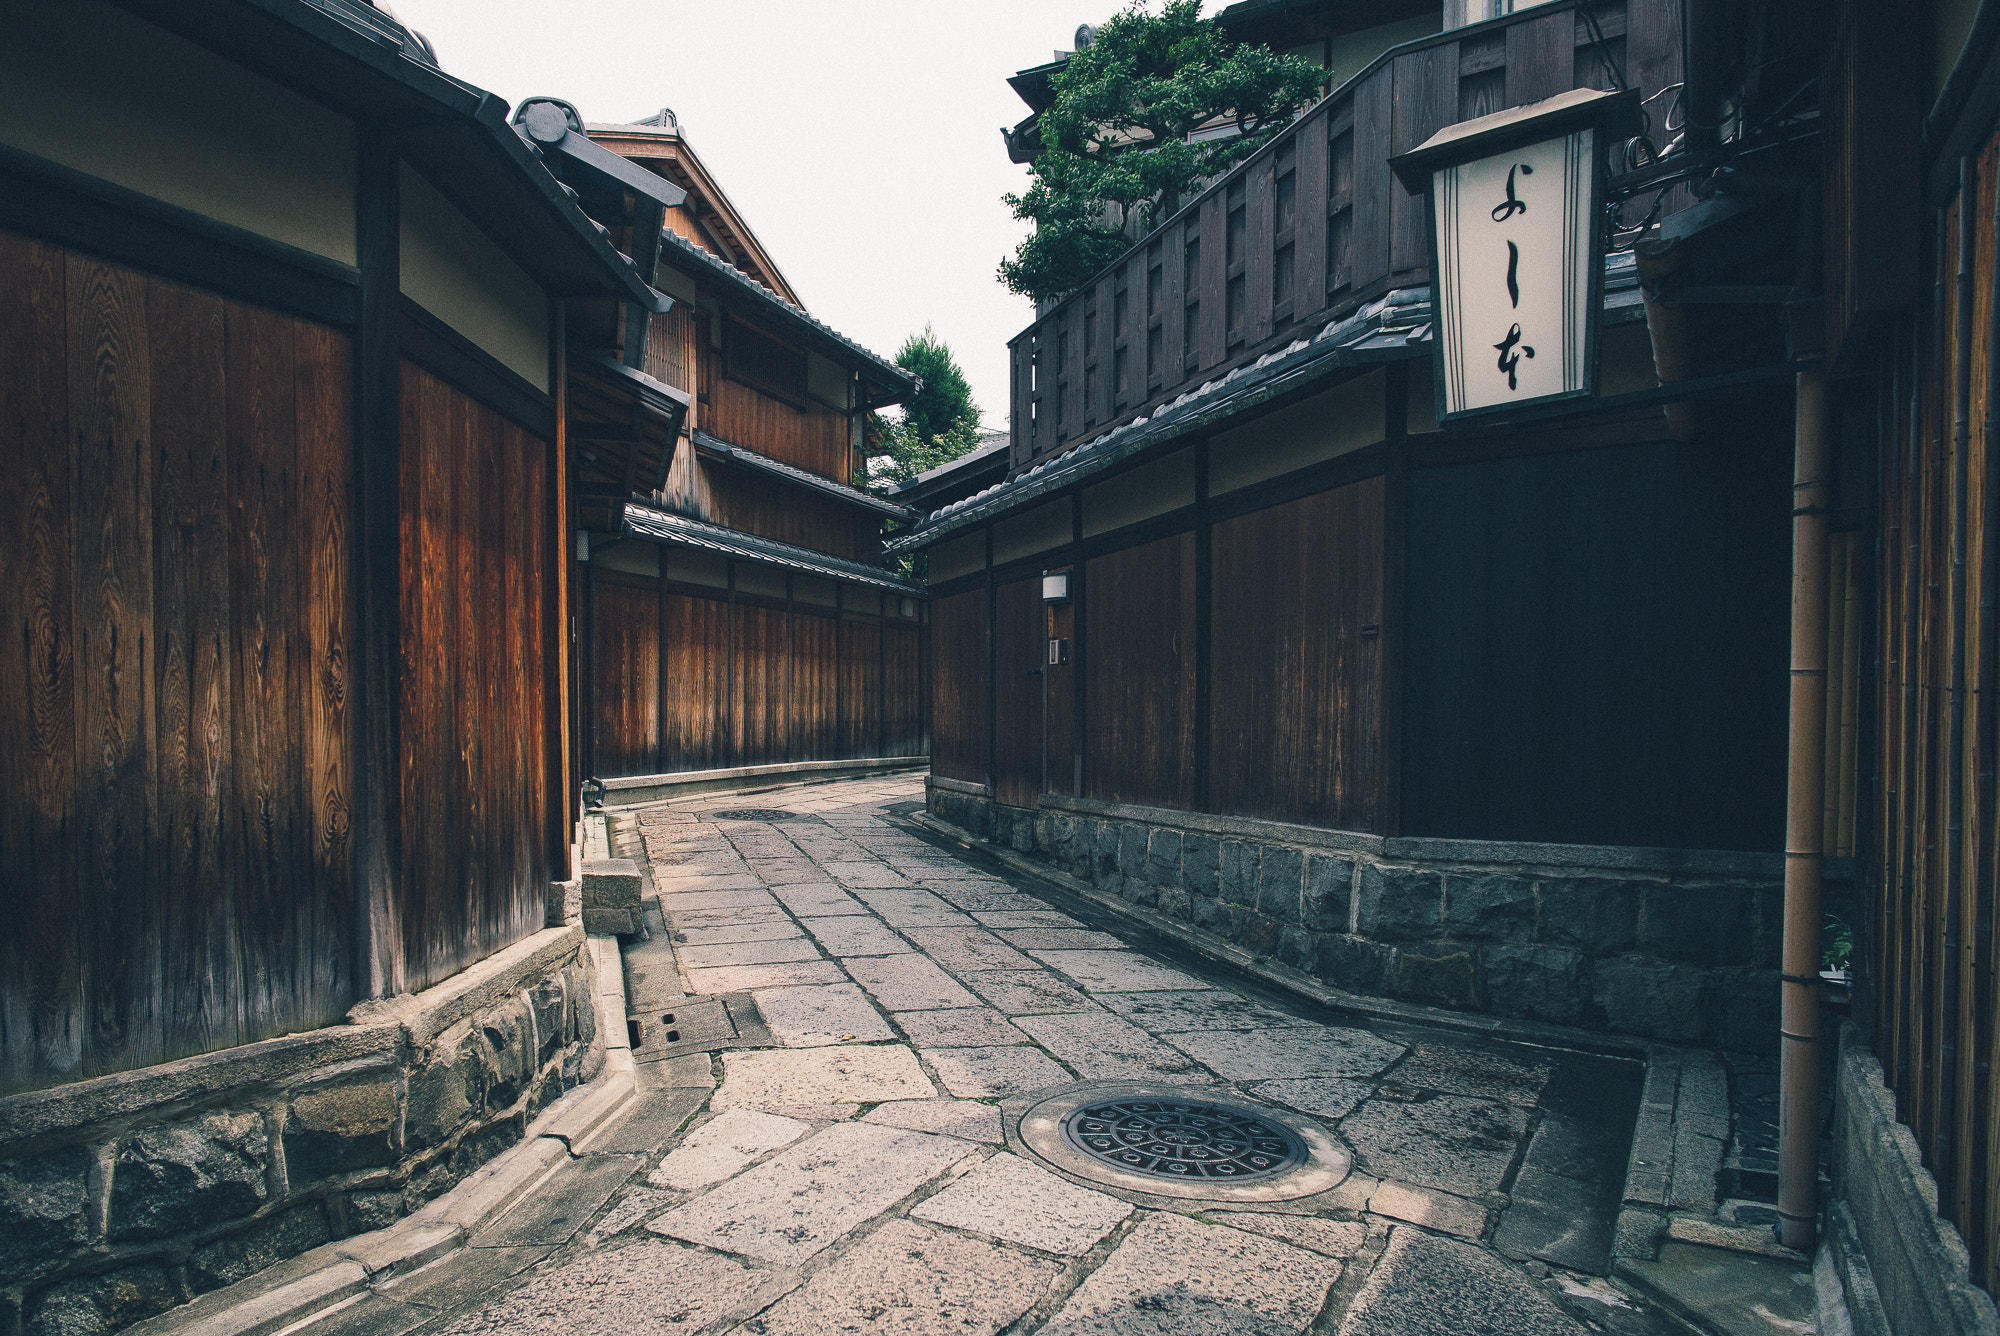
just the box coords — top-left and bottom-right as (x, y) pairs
(1042, 569), (1071, 603)
(1391, 87), (1639, 424)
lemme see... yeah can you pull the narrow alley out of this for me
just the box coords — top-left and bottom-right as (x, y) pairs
(291, 775), (1747, 1336)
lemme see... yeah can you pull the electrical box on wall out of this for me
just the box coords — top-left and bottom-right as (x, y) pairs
(1048, 637), (1070, 666)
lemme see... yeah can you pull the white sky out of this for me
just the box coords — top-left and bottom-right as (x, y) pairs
(389, 0), (1127, 428)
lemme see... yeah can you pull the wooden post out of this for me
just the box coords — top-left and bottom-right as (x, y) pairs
(1780, 365), (1831, 1252)
(352, 130), (403, 998)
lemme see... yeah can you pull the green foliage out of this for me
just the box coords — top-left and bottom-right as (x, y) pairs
(1823, 915), (1854, 973)
(999, 0), (1324, 302)
(895, 326), (979, 443)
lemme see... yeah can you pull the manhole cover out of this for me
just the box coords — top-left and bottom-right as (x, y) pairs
(1060, 1097), (1307, 1183)
(1011, 1081), (1349, 1203)
(708, 808), (806, 822)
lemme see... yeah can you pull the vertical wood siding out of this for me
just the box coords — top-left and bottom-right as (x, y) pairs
(993, 576), (1045, 808)
(703, 376), (852, 482)
(930, 589), (989, 785)
(1084, 535), (1199, 811)
(1872, 129), (2000, 1287)
(591, 581), (924, 777)
(397, 362), (551, 992)
(0, 233), (357, 1093)
(1210, 481), (1385, 829)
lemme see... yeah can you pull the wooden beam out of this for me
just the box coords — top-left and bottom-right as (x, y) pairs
(352, 131), (403, 997)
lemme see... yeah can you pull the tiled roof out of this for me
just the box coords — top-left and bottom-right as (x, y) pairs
(655, 228), (914, 395)
(889, 255), (1642, 554)
(624, 503), (923, 595)
(693, 430), (914, 521)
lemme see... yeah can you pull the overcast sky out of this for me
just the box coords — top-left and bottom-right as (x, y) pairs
(390, 0), (1128, 428)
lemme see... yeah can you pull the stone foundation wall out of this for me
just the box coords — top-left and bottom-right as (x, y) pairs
(0, 927), (600, 1336)
(1829, 1024), (2000, 1336)
(927, 782), (1849, 1053)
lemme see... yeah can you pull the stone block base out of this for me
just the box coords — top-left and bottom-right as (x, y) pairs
(0, 927), (602, 1336)
(924, 781), (1854, 1053)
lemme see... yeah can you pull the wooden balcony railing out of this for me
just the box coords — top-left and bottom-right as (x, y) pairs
(1007, 0), (1683, 472)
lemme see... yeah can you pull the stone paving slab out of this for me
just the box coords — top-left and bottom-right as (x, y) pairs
(647, 1108), (810, 1190)
(1164, 1026), (1408, 1080)
(798, 914), (913, 957)
(1205, 1212), (1367, 1258)
(912, 1151), (1132, 1255)
(748, 1218), (1060, 1336)
(1249, 1077), (1374, 1121)
(846, 954), (982, 1010)
(647, 1123), (974, 1265)
(676, 938), (823, 969)
(892, 1007), (1028, 1048)
(1388, 1044), (1553, 1104)
(655, 888), (782, 913)
(713, 1045), (936, 1109)
(1336, 1227), (1588, 1336)
(666, 904), (791, 928)
(434, 1239), (767, 1335)
(1028, 949), (1213, 992)
(683, 960), (848, 994)
(1038, 1212), (1343, 1336)
(1342, 1093), (1531, 1196)
(1367, 1180), (1490, 1239)
(971, 910), (1088, 928)
(821, 862), (911, 887)
(902, 926), (1037, 971)
(752, 982), (896, 1048)
(921, 1045), (1073, 1098)
(1013, 1010), (1213, 1082)
(671, 920), (806, 948)
(960, 969), (1096, 1015)
(471, 1155), (641, 1248)
(580, 1088), (706, 1155)
(994, 928), (1128, 951)
(767, 884), (868, 916)
(860, 1099), (1005, 1143)
(1096, 988), (1310, 1033)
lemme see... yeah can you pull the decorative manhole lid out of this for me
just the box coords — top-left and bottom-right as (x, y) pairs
(1010, 1081), (1350, 1203)
(708, 808), (807, 822)
(1060, 1098), (1307, 1183)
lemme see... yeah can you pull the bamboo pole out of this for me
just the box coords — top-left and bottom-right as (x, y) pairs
(1781, 366), (1832, 1253)
(1825, 531), (1850, 845)
(1839, 537), (1863, 857)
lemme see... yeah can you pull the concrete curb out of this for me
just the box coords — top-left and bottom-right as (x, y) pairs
(124, 934), (637, 1336)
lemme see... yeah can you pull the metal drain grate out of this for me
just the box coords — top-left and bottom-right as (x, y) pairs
(1059, 1097), (1308, 1183)
(707, 808), (809, 822)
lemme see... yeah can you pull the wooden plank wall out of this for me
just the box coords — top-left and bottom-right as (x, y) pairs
(592, 578), (926, 777)
(1083, 535), (1199, 811)
(1010, 0), (1682, 472)
(702, 469), (880, 562)
(1210, 482), (1384, 829)
(930, 589), (989, 785)
(993, 576), (1045, 808)
(1873, 128), (2000, 1289)
(704, 375), (852, 483)
(1400, 427), (1790, 850)
(397, 362), (551, 992)
(0, 232), (357, 1093)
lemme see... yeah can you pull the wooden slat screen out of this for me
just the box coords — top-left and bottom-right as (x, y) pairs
(930, 590), (989, 785)
(1872, 128), (2000, 1287)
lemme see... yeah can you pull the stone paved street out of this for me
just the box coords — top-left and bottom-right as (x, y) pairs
(305, 774), (1691, 1336)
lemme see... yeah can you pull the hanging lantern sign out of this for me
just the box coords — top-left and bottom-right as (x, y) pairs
(1392, 88), (1639, 423)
